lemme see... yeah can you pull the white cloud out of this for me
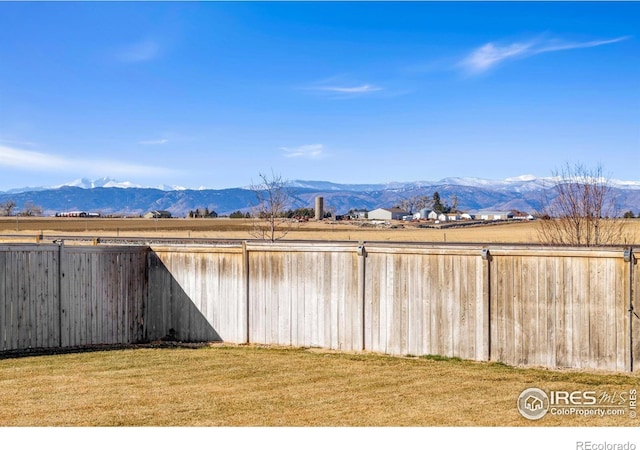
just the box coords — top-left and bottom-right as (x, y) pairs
(460, 35), (630, 75)
(281, 144), (325, 159)
(116, 39), (161, 63)
(138, 139), (169, 145)
(535, 36), (630, 53)
(0, 145), (69, 170)
(302, 77), (384, 98)
(0, 144), (178, 177)
(0, 138), (38, 147)
(315, 84), (383, 94)
(461, 42), (535, 74)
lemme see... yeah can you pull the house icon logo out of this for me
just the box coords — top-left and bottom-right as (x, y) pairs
(518, 388), (549, 420)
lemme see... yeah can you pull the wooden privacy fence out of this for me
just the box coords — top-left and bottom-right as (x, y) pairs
(1, 241), (638, 373)
(148, 242), (639, 372)
(0, 244), (147, 352)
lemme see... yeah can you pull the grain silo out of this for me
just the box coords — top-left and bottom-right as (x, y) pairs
(315, 197), (324, 220)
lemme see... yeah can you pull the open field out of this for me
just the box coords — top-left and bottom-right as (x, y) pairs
(0, 344), (638, 426)
(2, 217), (640, 244)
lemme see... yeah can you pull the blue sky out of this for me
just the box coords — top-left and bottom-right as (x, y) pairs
(0, 1), (638, 190)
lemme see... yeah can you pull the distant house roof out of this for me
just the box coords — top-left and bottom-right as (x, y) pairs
(475, 210), (515, 220)
(144, 210), (172, 218)
(368, 207), (410, 220)
(371, 207), (406, 213)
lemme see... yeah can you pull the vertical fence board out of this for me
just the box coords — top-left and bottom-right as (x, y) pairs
(10, 252), (19, 350)
(0, 252), (5, 350)
(633, 248), (640, 372)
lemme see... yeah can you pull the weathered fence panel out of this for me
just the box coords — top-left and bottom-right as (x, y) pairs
(363, 245), (488, 360)
(489, 248), (629, 371)
(247, 243), (362, 351)
(0, 244), (147, 352)
(60, 246), (147, 347)
(0, 245), (59, 351)
(147, 246), (245, 343)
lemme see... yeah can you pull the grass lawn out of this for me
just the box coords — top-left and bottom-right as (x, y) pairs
(0, 344), (638, 427)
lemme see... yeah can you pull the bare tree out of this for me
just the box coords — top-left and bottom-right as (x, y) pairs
(0, 200), (16, 216)
(21, 201), (43, 217)
(250, 171), (293, 242)
(398, 194), (430, 214)
(537, 162), (630, 246)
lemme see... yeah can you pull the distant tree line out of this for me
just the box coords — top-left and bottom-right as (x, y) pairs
(0, 200), (42, 216)
(396, 191), (459, 214)
(228, 207), (317, 220)
(187, 208), (217, 218)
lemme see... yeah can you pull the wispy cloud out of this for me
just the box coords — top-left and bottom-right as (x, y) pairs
(302, 77), (384, 99)
(0, 145), (178, 177)
(281, 144), (326, 159)
(0, 138), (38, 147)
(138, 139), (169, 145)
(460, 35), (630, 75)
(116, 39), (161, 63)
(314, 84), (383, 94)
(0, 145), (69, 170)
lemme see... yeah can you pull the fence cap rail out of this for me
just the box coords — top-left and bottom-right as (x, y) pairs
(0, 243), (149, 253)
(1, 237), (637, 257)
(486, 246), (632, 259)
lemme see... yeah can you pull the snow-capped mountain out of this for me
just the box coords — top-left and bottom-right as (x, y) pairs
(58, 177), (143, 189)
(1, 175), (639, 217)
(5, 178), (191, 193)
(288, 176), (555, 193)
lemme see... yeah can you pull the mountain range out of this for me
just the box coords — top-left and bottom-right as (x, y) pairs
(1, 176), (640, 217)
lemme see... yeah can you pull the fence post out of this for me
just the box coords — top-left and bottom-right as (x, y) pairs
(56, 240), (64, 348)
(243, 241), (250, 344)
(482, 248), (491, 362)
(357, 243), (367, 351)
(624, 248), (635, 372)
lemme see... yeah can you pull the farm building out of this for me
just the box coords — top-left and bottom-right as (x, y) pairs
(347, 209), (368, 220)
(368, 207), (409, 221)
(477, 210), (514, 221)
(144, 210), (172, 219)
(55, 211), (100, 218)
(416, 208), (435, 220)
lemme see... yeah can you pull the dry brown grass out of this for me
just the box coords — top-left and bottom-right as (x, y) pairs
(0, 345), (638, 427)
(3, 217), (639, 244)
